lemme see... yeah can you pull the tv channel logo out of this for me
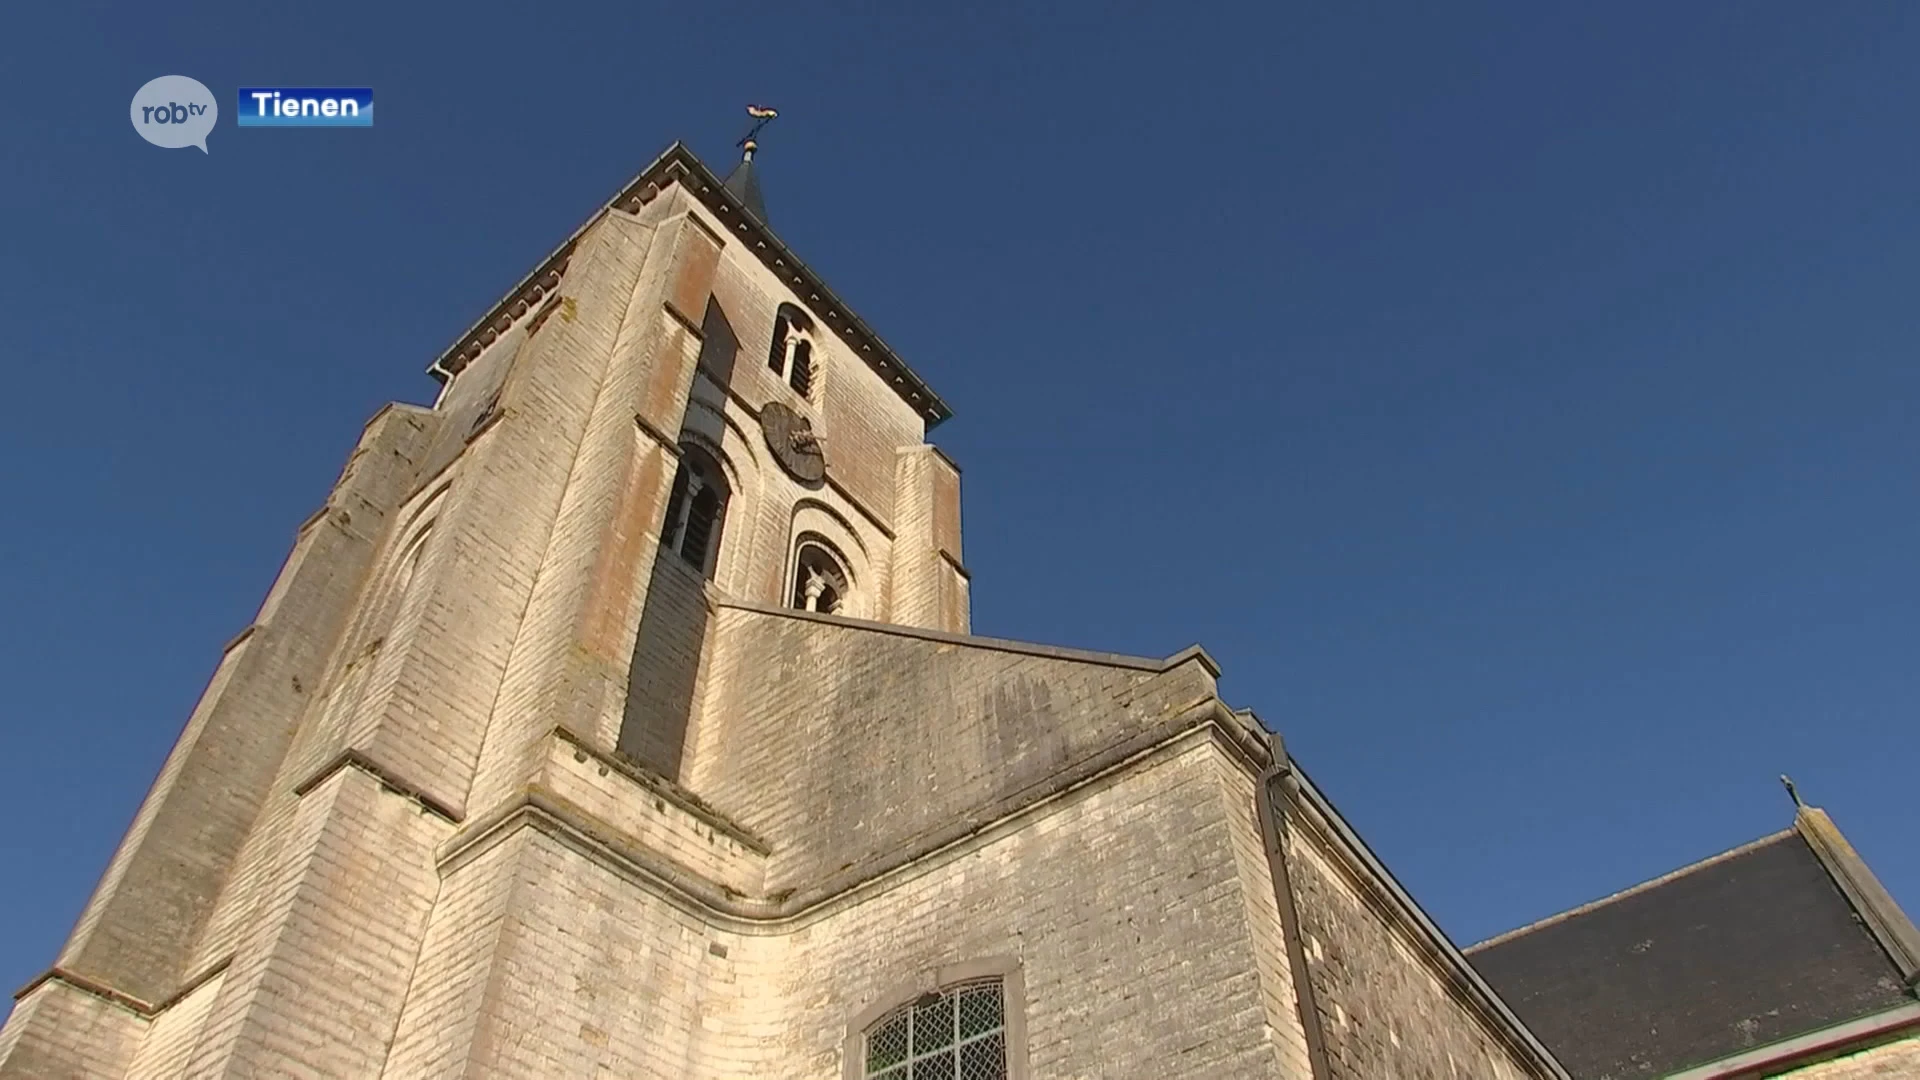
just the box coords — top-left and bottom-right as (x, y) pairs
(130, 76), (218, 153)
(238, 88), (374, 128)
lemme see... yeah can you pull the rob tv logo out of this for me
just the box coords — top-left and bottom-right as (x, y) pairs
(130, 76), (218, 152)
(238, 87), (374, 127)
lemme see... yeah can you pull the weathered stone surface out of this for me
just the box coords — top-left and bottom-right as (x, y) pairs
(1, 147), (1563, 1080)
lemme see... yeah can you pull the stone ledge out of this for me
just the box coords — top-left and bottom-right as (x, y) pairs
(713, 598), (1221, 677)
(436, 701), (1260, 932)
(554, 725), (770, 855)
(937, 548), (971, 581)
(12, 956), (230, 1018)
(292, 748), (461, 823)
(218, 624), (260, 657)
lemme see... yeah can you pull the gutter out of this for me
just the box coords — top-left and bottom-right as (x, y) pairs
(1663, 1001), (1920, 1080)
(1256, 731), (1335, 1080)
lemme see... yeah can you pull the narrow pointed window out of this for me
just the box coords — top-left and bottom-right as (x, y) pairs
(662, 445), (729, 578)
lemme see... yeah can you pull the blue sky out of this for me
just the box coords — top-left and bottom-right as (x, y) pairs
(3, 2), (1917, 995)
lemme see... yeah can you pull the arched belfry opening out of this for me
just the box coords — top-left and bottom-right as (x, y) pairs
(767, 303), (816, 399)
(791, 535), (852, 615)
(662, 443), (729, 579)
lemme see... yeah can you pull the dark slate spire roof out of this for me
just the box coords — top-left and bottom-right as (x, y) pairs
(723, 148), (766, 223)
(1466, 813), (1918, 1079)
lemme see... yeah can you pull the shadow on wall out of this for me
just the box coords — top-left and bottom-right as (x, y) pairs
(698, 296), (738, 386)
(617, 297), (740, 778)
(619, 553), (710, 779)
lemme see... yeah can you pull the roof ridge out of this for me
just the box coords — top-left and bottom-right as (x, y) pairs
(1465, 828), (1799, 954)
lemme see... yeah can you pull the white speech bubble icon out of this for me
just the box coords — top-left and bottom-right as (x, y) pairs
(130, 76), (218, 153)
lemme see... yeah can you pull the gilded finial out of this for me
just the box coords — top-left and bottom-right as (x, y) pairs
(739, 105), (778, 162)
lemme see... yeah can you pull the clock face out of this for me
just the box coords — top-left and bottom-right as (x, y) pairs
(760, 401), (826, 485)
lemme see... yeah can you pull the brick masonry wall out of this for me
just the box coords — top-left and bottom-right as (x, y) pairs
(425, 733), (1305, 1079)
(706, 231), (928, 540)
(481, 204), (703, 778)
(775, 736), (1298, 1080)
(179, 766), (447, 1078)
(122, 969), (224, 1079)
(339, 210), (665, 819)
(447, 828), (732, 1077)
(688, 606), (1220, 894)
(618, 519), (714, 776)
(0, 981), (144, 1079)
(1775, 1033), (1920, 1078)
(381, 823), (526, 1078)
(888, 446), (967, 632)
(533, 729), (768, 895)
(42, 402), (442, 1007)
(1, 163), (1574, 1080)
(1284, 814), (1537, 1080)
(1214, 755), (1318, 1079)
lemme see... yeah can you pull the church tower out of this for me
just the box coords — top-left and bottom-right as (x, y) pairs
(1, 137), (1568, 1079)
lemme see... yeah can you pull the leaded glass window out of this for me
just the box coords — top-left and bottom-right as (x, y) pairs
(864, 979), (1006, 1080)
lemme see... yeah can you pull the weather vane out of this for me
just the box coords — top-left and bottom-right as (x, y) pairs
(738, 104), (778, 161)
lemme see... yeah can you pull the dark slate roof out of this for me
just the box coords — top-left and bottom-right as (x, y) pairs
(1466, 829), (1913, 1079)
(722, 154), (766, 222)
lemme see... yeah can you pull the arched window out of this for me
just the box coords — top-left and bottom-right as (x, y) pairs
(662, 445), (729, 577)
(766, 307), (792, 374)
(766, 302), (817, 399)
(791, 537), (851, 614)
(862, 979), (1007, 1080)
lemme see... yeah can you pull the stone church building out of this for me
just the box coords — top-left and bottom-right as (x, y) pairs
(3, 141), (1916, 1079)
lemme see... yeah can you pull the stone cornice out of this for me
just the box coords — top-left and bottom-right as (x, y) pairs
(292, 747), (462, 823)
(427, 142), (952, 429)
(433, 701), (1248, 933)
(712, 597), (1219, 676)
(13, 956), (232, 1018)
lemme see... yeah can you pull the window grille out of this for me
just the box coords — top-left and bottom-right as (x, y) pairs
(864, 979), (1006, 1080)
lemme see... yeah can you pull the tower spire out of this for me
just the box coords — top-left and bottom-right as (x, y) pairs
(724, 104), (776, 222)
